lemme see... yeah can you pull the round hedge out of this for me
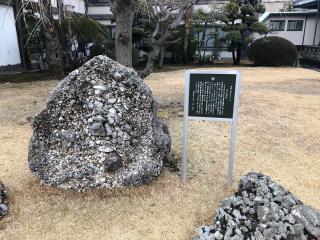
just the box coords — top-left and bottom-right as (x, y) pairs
(248, 36), (298, 66)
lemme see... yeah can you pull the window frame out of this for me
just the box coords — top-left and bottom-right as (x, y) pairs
(287, 20), (304, 31)
(269, 20), (286, 31)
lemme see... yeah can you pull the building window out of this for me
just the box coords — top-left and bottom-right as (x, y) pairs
(269, 20), (285, 31)
(90, 0), (108, 4)
(287, 20), (304, 31)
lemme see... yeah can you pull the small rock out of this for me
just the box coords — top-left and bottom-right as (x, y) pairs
(263, 227), (277, 239)
(108, 108), (117, 117)
(291, 205), (320, 237)
(257, 206), (269, 222)
(98, 146), (113, 153)
(108, 98), (117, 104)
(0, 204), (8, 217)
(213, 231), (223, 240)
(293, 223), (304, 235)
(90, 122), (106, 137)
(254, 231), (264, 240)
(249, 208), (256, 215)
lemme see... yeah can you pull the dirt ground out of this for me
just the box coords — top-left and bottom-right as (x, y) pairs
(0, 66), (319, 240)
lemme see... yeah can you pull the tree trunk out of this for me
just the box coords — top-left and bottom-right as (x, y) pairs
(44, 29), (64, 76)
(139, 45), (161, 78)
(199, 50), (203, 65)
(235, 46), (241, 65)
(232, 46), (236, 65)
(158, 46), (164, 69)
(114, 0), (133, 67)
(183, 6), (192, 64)
(198, 22), (207, 65)
(42, 0), (64, 75)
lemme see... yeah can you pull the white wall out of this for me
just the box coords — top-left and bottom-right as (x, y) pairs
(63, 0), (86, 14)
(194, 4), (213, 13)
(0, 4), (21, 67)
(96, 20), (114, 26)
(259, 15), (320, 46)
(304, 16), (320, 45)
(88, 5), (111, 15)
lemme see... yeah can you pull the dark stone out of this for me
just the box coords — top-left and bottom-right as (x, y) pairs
(105, 153), (123, 172)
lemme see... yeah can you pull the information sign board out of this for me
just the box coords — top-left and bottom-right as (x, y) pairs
(182, 70), (241, 186)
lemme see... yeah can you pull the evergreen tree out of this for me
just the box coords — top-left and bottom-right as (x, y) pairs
(219, 0), (268, 64)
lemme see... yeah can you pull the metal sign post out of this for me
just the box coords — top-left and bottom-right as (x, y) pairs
(181, 70), (241, 187)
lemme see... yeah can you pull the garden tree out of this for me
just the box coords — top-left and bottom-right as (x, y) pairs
(21, 0), (64, 75)
(133, 0), (183, 69)
(136, 0), (199, 78)
(107, 0), (134, 67)
(21, 6), (43, 69)
(43, 0), (65, 75)
(183, 4), (194, 63)
(60, 16), (109, 68)
(191, 9), (216, 65)
(22, 4), (109, 72)
(280, 0), (294, 12)
(219, 0), (268, 64)
(166, 27), (197, 63)
(133, 7), (177, 69)
(248, 36), (298, 66)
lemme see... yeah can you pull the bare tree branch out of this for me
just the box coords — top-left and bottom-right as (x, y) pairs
(139, 0), (198, 78)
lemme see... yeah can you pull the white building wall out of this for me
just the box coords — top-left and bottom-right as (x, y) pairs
(88, 5), (111, 15)
(0, 4), (21, 67)
(31, 0), (85, 13)
(258, 15), (320, 46)
(265, 16), (306, 45)
(304, 17), (320, 45)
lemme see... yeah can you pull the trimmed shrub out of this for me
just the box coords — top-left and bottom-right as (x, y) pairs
(248, 36), (298, 66)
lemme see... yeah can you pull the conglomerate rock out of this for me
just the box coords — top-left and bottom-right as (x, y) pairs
(195, 172), (320, 240)
(0, 181), (8, 218)
(28, 55), (171, 190)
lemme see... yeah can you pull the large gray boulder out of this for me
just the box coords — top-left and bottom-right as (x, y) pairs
(28, 56), (171, 190)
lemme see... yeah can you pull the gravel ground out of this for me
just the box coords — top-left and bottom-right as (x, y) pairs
(0, 66), (319, 240)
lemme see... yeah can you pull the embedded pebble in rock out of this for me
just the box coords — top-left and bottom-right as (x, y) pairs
(0, 180), (8, 218)
(194, 172), (320, 240)
(28, 55), (171, 190)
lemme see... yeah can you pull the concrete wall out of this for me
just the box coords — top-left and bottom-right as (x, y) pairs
(0, 4), (21, 67)
(258, 15), (320, 46)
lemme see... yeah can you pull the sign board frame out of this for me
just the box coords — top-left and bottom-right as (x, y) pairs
(182, 69), (241, 186)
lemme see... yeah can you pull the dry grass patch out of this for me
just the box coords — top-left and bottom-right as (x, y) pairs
(0, 67), (319, 240)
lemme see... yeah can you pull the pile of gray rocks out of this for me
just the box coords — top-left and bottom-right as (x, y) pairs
(0, 181), (8, 218)
(195, 172), (320, 240)
(28, 55), (171, 191)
